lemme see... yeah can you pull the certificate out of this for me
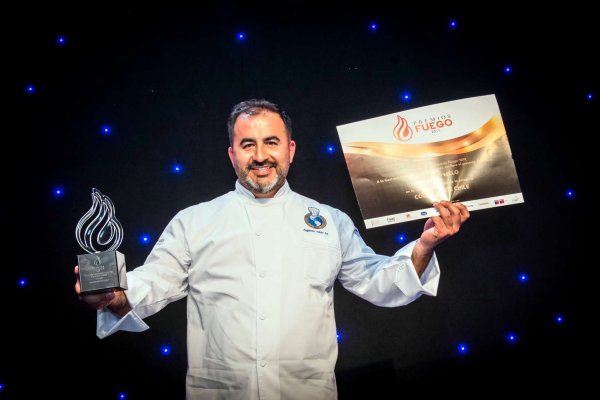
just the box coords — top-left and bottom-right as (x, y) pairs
(336, 94), (524, 228)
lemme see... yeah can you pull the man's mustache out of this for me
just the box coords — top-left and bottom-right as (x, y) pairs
(248, 161), (277, 168)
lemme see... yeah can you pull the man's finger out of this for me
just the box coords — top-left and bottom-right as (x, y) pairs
(453, 202), (470, 221)
(432, 201), (451, 218)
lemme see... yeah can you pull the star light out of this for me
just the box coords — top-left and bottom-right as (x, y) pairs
(555, 314), (564, 324)
(53, 186), (64, 197)
(139, 233), (152, 245)
(506, 332), (518, 343)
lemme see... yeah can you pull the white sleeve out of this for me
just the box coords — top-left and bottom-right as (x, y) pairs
(96, 211), (191, 338)
(335, 211), (440, 307)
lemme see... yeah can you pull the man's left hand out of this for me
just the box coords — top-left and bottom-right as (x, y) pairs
(420, 200), (470, 250)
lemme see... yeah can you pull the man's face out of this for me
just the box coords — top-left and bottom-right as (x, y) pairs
(228, 111), (296, 198)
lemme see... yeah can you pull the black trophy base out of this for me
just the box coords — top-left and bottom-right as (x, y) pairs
(77, 250), (127, 295)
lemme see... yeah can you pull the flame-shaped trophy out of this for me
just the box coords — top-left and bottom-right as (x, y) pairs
(75, 188), (127, 295)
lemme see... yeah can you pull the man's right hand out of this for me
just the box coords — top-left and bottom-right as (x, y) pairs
(74, 265), (131, 317)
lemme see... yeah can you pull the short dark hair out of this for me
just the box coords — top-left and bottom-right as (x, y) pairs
(227, 99), (293, 146)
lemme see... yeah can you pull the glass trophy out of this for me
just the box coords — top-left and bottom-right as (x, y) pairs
(75, 188), (127, 295)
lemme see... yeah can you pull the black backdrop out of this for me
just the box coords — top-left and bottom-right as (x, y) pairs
(2, 4), (594, 399)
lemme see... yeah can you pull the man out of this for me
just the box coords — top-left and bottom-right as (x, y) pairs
(75, 99), (469, 399)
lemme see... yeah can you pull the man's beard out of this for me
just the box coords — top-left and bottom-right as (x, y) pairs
(241, 161), (287, 195)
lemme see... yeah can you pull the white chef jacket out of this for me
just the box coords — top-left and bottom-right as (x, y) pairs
(97, 180), (440, 400)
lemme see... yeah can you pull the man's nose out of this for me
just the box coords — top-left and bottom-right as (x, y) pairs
(254, 144), (268, 162)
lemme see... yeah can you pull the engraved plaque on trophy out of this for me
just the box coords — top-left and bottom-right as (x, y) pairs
(75, 188), (127, 295)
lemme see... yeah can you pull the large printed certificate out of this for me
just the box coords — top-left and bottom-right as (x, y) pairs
(336, 94), (524, 228)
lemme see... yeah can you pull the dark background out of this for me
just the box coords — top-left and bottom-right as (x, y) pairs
(2, 4), (594, 399)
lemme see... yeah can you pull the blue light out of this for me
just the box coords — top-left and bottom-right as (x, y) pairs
(586, 93), (593, 100)
(369, 22), (378, 31)
(53, 186), (64, 197)
(566, 189), (574, 198)
(336, 331), (342, 341)
(0, 383), (4, 391)
(396, 233), (407, 243)
(518, 273), (528, 282)
(139, 233), (151, 245)
(26, 85), (35, 94)
(118, 393), (127, 399)
(555, 314), (564, 324)
(172, 164), (183, 173)
(237, 32), (246, 41)
(457, 343), (469, 355)
(325, 144), (335, 154)
(161, 345), (171, 356)
(506, 332), (517, 343)
(101, 125), (112, 135)
(57, 36), (66, 45)
(449, 19), (457, 29)
(18, 278), (27, 287)
(400, 92), (412, 102)
(504, 65), (512, 74)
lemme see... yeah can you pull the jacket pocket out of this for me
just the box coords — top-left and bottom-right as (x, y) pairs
(302, 243), (341, 288)
(187, 366), (249, 400)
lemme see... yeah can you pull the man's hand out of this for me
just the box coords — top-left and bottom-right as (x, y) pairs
(411, 201), (470, 275)
(74, 265), (131, 317)
(421, 201), (470, 249)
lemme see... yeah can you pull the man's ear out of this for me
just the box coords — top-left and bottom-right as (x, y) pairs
(289, 140), (296, 163)
(228, 146), (235, 167)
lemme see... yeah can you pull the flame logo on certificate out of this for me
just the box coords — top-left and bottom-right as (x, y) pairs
(393, 115), (413, 142)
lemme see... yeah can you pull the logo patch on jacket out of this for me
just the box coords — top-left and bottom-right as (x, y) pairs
(304, 207), (327, 229)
